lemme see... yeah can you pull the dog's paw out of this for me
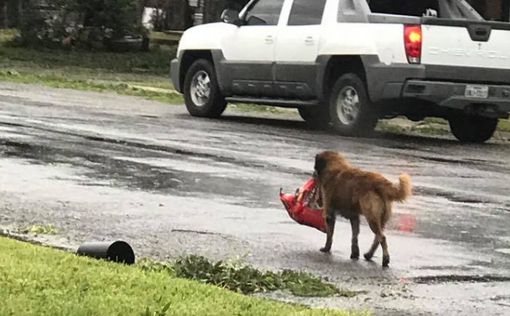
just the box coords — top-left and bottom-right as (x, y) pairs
(320, 247), (331, 253)
(363, 252), (373, 261)
(382, 255), (390, 268)
(351, 246), (360, 260)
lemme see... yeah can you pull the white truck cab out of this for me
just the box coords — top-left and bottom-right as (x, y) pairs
(171, 0), (510, 143)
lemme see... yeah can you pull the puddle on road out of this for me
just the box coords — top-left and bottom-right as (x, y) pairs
(412, 274), (510, 284)
(491, 295), (510, 302)
(415, 186), (487, 205)
(1, 140), (60, 165)
(495, 248), (510, 255)
(415, 156), (469, 165)
(0, 138), (278, 208)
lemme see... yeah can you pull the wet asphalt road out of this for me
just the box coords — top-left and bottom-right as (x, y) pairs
(1, 82), (510, 315)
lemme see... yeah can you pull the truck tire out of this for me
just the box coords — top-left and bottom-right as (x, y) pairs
(183, 59), (227, 118)
(328, 73), (378, 136)
(448, 115), (498, 143)
(298, 107), (330, 129)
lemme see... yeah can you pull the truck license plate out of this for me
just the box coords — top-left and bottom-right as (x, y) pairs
(465, 85), (489, 98)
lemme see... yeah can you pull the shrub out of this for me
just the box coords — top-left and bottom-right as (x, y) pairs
(19, 0), (145, 50)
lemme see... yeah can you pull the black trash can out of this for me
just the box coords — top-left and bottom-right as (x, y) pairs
(77, 241), (135, 265)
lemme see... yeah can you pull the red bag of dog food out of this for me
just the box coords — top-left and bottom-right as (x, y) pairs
(280, 179), (326, 233)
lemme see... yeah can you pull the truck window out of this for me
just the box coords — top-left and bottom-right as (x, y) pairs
(288, 0), (327, 25)
(368, 0), (440, 17)
(366, 0), (484, 20)
(245, 0), (285, 26)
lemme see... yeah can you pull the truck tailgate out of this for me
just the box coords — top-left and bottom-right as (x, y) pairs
(421, 21), (510, 71)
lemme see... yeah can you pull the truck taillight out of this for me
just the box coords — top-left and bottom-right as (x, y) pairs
(404, 25), (422, 64)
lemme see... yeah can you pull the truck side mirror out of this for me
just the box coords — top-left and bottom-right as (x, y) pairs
(221, 9), (242, 26)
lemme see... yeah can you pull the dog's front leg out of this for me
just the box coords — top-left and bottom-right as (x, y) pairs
(320, 207), (336, 253)
(350, 216), (360, 259)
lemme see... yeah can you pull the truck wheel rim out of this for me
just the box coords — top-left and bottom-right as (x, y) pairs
(336, 86), (360, 126)
(190, 70), (211, 107)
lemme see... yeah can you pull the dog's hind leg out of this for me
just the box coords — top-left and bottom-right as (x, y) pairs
(361, 194), (380, 261)
(360, 193), (390, 267)
(380, 230), (390, 267)
(363, 230), (379, 262)
(364, 220), (390, 267)
(350, 216), (360, 259)
(380, 202), (392, 267)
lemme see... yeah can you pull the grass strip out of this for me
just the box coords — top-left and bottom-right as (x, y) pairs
(0, 237), (364, 316)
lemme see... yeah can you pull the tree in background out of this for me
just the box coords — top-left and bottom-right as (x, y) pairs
(0, 0), (27, 28)
(143, 0), (166, 31)
(142, 0), (192, 31)
(18, 0), (146, 50)
(80, 0), (140, 39)
(142, 0), (249, 31)
(0, 0), (6, 28)
(165, 0), (192, 30)
(203, 0), (249, 24)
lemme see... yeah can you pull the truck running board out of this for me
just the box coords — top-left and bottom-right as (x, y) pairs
(225, 97), (319, 108)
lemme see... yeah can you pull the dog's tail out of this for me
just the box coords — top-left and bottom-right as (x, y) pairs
(386, 173), (412, 202)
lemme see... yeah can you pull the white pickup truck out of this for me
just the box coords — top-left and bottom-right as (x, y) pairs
(171, 0), (510, 143)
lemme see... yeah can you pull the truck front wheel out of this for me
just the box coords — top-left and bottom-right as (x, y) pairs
(183, 59), (227, 118)
(328, 73), (378, 136)
(448, 114), (498, 143)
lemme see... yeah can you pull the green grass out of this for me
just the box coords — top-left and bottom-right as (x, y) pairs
(377, 117), (510, 136)
(377, 118), (450, 136)
(0, 237), (364, 316)
(147, 255), (357, 298)
(0, 29), (182, 104)
(230, 103), (295, 114)
(150, 32), (182, 46)
(0, 69), (183, 104)
(19, 224), (58, 235)
(498, 118), (510, 133)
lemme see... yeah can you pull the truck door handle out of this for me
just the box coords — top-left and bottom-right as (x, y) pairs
(304, 36), (314, 45)
(265, 35), (274, 44)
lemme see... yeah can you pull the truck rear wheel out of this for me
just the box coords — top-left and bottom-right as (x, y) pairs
(183, 59), (227, 118)
(448, 115), (498, 143)
(328, 73), (378, 136)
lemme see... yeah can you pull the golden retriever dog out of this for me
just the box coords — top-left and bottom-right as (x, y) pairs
(313, 151), (412, 267)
